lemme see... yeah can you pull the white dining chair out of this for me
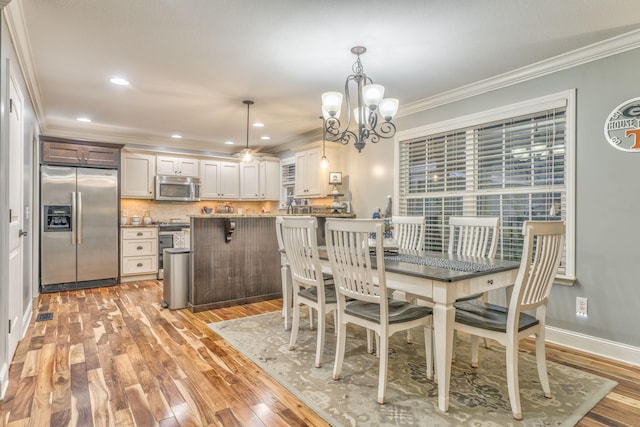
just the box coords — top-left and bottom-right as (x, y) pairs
(448, 216), (499, 259)
(326, 218), (433, 404)
(281, 216), (336, 368)
(449, 216), (500, 351)
(454, 220), (565, 420)
(392, 215), (425, 251)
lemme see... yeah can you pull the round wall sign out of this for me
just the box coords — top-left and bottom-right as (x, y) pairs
(604, 97), (640, 152)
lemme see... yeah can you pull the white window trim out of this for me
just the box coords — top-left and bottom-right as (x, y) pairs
(394, 89), (576, 284)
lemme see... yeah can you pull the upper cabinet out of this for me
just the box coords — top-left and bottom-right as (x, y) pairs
(294, 146), (336, 197)
(240, 161), (260, 199)
(156, 155), (199, 177)
(259, 158), (280, 200)
(121, 152), (156, 198)
(240, 158), (280, 200)
(200, 160), (240, 199)
(41, 136), (122, 168)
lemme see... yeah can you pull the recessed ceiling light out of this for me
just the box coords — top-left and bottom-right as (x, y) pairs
(260, 136), (271, 140)
(171, 134), (182, 139)
(224, 141), (235, 145)
(253, 122), (264, 127)
(109, 77), (130, 86)
(76, 117), (91, 122)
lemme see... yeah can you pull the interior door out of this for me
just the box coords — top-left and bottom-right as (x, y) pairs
(7, 75), (24, 357)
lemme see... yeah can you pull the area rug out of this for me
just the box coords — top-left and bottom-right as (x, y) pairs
(209, 311), (616, 427)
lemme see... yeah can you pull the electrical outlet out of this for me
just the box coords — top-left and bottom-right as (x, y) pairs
(576, 297), (588, 317)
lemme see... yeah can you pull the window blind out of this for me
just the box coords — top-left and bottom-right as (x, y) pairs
(281, 162), (295, 185)
(398, 106), (567, 273)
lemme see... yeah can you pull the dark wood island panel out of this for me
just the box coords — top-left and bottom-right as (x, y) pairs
(189, 216), (281, 311)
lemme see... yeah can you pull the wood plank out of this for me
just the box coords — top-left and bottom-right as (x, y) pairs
(124, 384), (157, 427)
(70, 362), (93, 427)
(87, 368), (114, 427)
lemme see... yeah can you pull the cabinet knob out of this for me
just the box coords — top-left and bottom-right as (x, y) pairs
(137, 246), (143, 250)
(137, 263), (143, 267)
(137, 232), (143, 236)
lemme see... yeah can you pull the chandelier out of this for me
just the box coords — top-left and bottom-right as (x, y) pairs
(239, 100), (254, 162)
(321, 46), (399, 152)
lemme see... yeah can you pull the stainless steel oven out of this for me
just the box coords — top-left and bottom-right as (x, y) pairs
(158, 223), (190, 279)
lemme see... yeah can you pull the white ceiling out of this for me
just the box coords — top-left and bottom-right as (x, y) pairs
(7, 0), (640, 155)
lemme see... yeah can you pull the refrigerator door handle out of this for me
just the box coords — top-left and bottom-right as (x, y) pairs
(77, 191), (83, 244)
(71, 191), (77, 245)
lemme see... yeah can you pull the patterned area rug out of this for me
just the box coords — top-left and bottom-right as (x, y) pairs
(209, 311), (616, 427)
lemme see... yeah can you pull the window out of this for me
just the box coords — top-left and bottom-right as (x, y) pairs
(280, 158), (295, 207)
(397, 91), (575, 282)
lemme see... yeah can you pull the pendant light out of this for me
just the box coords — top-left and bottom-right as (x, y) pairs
(320, 115), (328, 169)
(240, 100), (254, 162)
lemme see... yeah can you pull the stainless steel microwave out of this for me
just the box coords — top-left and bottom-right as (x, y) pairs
(155, 175), (201, 201)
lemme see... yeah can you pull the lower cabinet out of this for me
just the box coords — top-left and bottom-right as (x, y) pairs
(121, 227), (158, 282)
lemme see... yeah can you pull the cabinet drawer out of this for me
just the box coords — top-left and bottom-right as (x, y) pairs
(122, 228), (157, 239)
(122, 256), (158, 275)
(122, 239), (156, 256)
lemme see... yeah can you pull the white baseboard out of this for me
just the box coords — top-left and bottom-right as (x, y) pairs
(22, 300), (33, 339)
(546, 326), (640, 367)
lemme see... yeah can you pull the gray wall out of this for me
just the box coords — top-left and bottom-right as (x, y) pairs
(345, 47), (640, 348)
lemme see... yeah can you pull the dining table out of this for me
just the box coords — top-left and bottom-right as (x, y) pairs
(318, 248), (520, 413)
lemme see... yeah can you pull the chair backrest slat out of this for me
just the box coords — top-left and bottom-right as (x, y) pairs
(448, 216), (499, 258)
(392, 215), (425, 251)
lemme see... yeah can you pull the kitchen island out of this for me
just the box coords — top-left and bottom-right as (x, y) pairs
(188, 213), (354, 312)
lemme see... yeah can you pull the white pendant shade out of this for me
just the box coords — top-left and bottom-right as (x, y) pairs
(362, 84), (385, 107)
(379, 98), (399, 120)
(353, 107), (371, 124)
(321, 91), (343, 117)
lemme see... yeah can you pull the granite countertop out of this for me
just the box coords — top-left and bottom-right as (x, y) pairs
(121, 224), (159, 228)
(190, 213), (356, 219)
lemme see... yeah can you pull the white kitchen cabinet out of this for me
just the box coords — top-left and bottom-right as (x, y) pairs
(200, 159), (240, 199)
(240, 161), (260, 199)
(120, 227), (158, 282)
(259, 158), (280, 200)
(121, 152), (156, 198)
(156, 155), (199, 177)
(294, 146), (337, 197)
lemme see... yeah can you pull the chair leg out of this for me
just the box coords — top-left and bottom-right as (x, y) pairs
(424, 324), (434, 380)
(308, 306), (315, 330)
(377, 332), (389, 404)
(332, 314), (347, 380)
(535, 331), (552, 398)
(505, 339), (523, 420)
(315, 307), (326, 368)
(289, 298), (301, 351)
(281, 265), (292, 330)
(375, 333), (380, 358)
(470, 335), (480, 368)
(366, 329), (374, 354)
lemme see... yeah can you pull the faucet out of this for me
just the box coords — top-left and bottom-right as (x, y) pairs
(286, 196), (294, 214)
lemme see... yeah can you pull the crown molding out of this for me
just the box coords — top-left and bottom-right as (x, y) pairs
(398, 29), (640, 117)
(4, 1), (47, 128)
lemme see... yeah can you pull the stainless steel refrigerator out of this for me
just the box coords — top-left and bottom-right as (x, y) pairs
(40, 165), (119, 292)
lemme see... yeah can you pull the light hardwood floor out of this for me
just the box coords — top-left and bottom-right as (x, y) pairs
(1, 280), (639, 426)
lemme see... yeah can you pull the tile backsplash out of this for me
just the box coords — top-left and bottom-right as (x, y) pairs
(120, 199), (280, 223)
